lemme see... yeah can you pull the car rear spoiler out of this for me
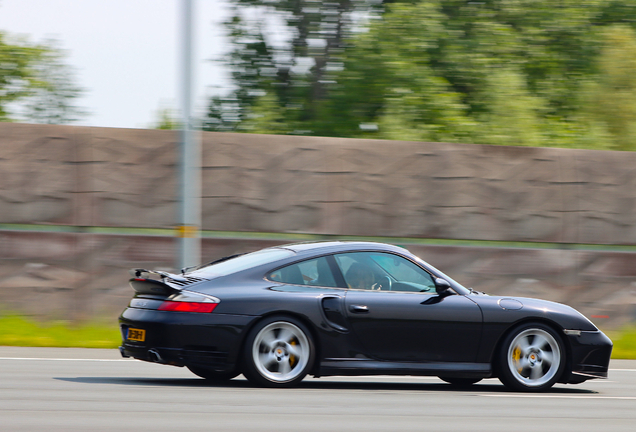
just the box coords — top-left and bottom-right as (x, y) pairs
(129, 268), (189, 281)
(129, 268), (210, 295)
(128, 268), (187, 296)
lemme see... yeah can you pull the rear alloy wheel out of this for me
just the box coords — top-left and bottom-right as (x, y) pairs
(243, 316), (315, 387)
(187, 366), (239, 382)
(498, 323), (565, 391)
(439, 377), (482, 387)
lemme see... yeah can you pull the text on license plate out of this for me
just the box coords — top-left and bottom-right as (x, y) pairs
(127, 328), (146, 342)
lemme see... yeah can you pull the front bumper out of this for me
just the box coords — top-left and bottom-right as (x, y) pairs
(563, 329), (613, 383)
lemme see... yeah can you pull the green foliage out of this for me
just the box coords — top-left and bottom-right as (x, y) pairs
(20, 39), (86, 124)
(0, 314), (120, 349)
(0, 32), (44, 121)
(208, 0), (636, 151)
(153, 107), (180, 130)
(607, 326), (636, 359)
(328, 0), (636, 149)
(586, 25), (636, 150)
(325, 1), (475, 142)
(203, 0), (381, 134)
(238, 92), (292, 134)
(0, 33), (84, 124)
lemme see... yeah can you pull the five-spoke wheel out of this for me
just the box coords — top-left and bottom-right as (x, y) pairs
(243, 316), (315, 387)
(498, 323), (565, 391)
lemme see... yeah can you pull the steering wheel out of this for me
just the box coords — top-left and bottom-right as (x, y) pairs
(375, 275), (392, 291)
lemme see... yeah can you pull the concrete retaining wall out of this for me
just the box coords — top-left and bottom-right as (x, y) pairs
(1, 123), (635, 327)
(3, 123), (636, 243)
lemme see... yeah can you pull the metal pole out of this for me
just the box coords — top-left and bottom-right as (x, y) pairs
(178, 0), (201, 270)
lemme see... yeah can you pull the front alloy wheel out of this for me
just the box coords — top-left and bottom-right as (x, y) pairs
(243, 317), (315, 387)
(498, 323), (565, 391)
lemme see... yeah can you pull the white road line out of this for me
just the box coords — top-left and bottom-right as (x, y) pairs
(0, 357), (134, 362)
(482, 394), (636, 400)
(322, 376), (440, 381)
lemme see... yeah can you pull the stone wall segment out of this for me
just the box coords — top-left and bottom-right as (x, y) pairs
(2, 123), (636, 327)
(2, 123), (636, 244)
(1, 230), (635, 327)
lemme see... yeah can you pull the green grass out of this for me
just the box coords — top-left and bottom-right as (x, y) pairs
(1, 314), (635, 359)
(605, 326), (636, 360)
(0, 314), (120, 349)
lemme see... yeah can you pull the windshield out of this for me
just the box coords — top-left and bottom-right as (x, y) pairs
(190, 248), (295, 279)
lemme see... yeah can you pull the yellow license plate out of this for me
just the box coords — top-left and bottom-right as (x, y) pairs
(127, 328), (146, 342)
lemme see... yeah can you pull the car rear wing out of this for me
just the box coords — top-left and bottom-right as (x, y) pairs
(128, 268), (208, 295)
(129, 268), (189, 281)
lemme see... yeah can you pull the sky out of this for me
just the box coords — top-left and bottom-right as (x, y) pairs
(0, 0), (232, 129)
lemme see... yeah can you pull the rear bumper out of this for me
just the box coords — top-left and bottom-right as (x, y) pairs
(119, 307), (258, 370)
(119, 344), (232, 370)
(563, 330), (613, 383)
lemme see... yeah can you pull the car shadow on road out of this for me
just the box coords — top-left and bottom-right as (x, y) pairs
(299, 380), (598, 394)
(55, 376), (598, 394)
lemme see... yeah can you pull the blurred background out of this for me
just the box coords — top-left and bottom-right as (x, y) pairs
(2, 0), (636, 339)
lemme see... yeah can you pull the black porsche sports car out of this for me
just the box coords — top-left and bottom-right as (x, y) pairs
(119, 241), (612, 391)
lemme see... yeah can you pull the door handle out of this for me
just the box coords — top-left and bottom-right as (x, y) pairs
(349, 305), (369, 313)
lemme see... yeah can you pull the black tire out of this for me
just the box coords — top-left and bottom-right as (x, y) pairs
(187, 366), (239, 382)
(439, 377), (482, 387)
(497, 322), (566, 392)
(242, 316), (315, 387)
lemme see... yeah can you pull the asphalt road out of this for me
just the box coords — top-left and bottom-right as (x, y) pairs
(1, 347), (635, 432)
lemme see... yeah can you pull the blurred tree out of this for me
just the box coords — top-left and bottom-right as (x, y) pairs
(321, 1), (475, 141)
(0, 34), (84, 124)
(152, 107), (180, 130)
(326, 0), (636, 148)
(208, 0), (636, 151)
(0, 32), (43, 121)
(203, 0), (384, 134)
(586, 25), (636, 151)
(19, 39), (86, 124)
(239, 92), (291, 134)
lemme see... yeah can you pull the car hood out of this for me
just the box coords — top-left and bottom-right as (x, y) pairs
(469, 294), (598, 331)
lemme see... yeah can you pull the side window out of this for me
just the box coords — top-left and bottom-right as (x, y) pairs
(268, 256), (338, 288)
(334, 252), (435, 293)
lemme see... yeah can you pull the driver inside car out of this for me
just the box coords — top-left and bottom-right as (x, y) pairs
(345, 263), (385, 290)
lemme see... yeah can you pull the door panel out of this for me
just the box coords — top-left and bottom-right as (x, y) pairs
(345, 290), (483, 362)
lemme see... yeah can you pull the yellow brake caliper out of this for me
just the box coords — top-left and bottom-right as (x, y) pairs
(289, 339), (297, 367)
(513, 346), (522, 373)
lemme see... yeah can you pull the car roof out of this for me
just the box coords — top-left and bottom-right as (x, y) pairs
(274, 241), (407, 255)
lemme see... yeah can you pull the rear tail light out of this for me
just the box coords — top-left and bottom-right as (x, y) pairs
(158, 292), (219, 313)
(158, 301), (217, 313)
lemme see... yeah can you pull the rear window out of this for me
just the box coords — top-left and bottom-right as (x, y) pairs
(190, 248), (295, 279)
(268, 256), (338, 287)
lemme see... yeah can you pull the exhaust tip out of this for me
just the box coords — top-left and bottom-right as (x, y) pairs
(119, 346), (130, 358)
(147, 349), (163, 363)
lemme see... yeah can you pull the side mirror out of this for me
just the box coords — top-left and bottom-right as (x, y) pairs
(434, 278), (452, 295)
